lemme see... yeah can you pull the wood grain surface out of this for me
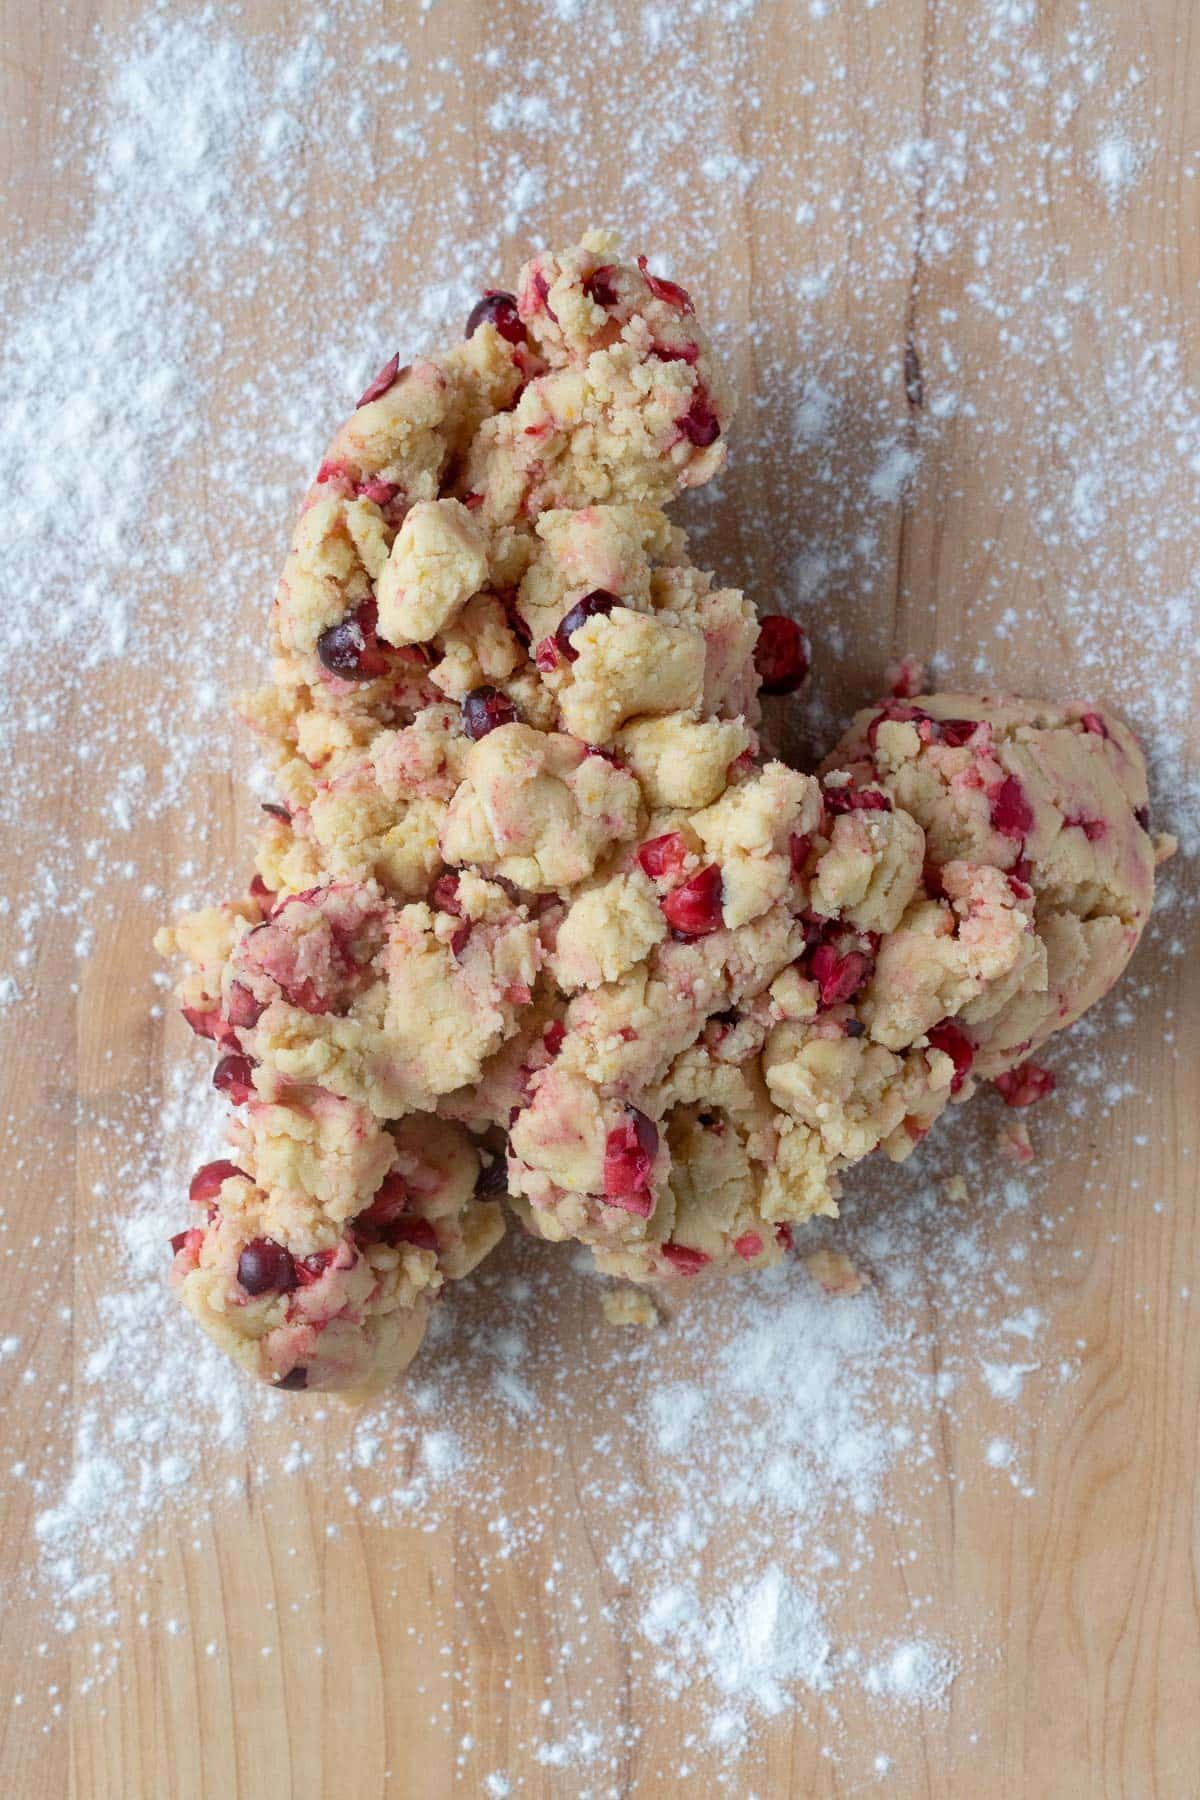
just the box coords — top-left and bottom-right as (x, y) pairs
(1, 1), (1197, 1796)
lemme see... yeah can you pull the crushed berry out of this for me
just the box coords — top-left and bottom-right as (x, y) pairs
(775, 1223), (793, 1251)
(261, 801), (291, 823)
(1064, 812), (1106, 842)
(189, 1159), (246, 1206)
(543, 1020), (566, 1058)
(866, 701), (927, 749)
(388, 1216), (439, 1253)
(661, 864), (723, 937)
(661, 1242), (711, 1275)
(938, 719), (981, 748)
(535, 635), (561, 673)
(433, 872), (462, 914)
(988, 774), (1034, 839)
(926, 1020), (975, 1095)
(237, 1237), (296, 1296)
(789, 833), (812, 876)
(649, 341), (700, 365)
(294, 1249), (336, 1287)
(169, 1227), (204, 1258)
(450, 922), (472, 959)
(810, 943), (873, 1008)
(679, 389), (720, 447)
(182, 1004), (233, 1045)
(1080, 711), (1109, 738)
(733, 1232), (764, 1262)
(824, 785), (893, 815)
(316, 599), (389, 680)
(464, 289), (526, 345)
(213, 1053), (256, 1104)
(357, 1172), (411, 1231)
(582, 265), (620, 307)
(356, 353), (401, 408)
(554, 589), (618, 661)
(275, 1366), (309, 1390)
(247, 874), (274, 906)
(636, 255), (694, 313)
(993, 1061), (1056, 1107)
(637, 832), (691, 881)
(225, 981), (264, 1030)
(754, 615), (810, 696)
(462, 685), (518, 740)
(603, 1108), (659, 1213)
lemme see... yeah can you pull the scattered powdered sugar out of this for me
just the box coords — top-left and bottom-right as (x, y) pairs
(0, 0), (1195, 1790)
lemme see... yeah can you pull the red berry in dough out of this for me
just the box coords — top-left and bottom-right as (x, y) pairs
(754, 616), (810, 696)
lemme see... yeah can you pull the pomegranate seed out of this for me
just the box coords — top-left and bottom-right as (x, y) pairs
(465, 289), (526, 345)
(237, 1237), (296, 1296)
(988, 774), (1034, 840)
(213, 1053), (256, 1105)
(788, 833), (812, 876)
(733, 1232), (764, 1262)
(1080, 712), (1109, 738)
(554, 589), (618, 662)
(925, 1021), (975, 1095)
(993, 1062), (1055, 1107)
(754, 616), (810, 696)
(189, 1160), (246, 1206)
(602, 1108), (659, 1212)
(582, 265), (620, 307)
(388, 1216), (439, 1254)
(316, 600), (389, 680)
(866, 701), (927, 748)
(824, 786), (892, 815)
(462, 685), (518, 740)
(261, 801), (291, 823)
(661, 1242), (711, 1275)
(275, 1366), (309, 1390)
(170, 1227), (204, 1258)
(679, 388), (720, 447)
(661, 864), (723, 937)
(810, 944), (872, 1008)
(543, 1021), (566, 1058)
(356, 353), (401, 408)
(225, 981), (264, 1030)
(637, 832), (690, 881)
(636, 254), (694, 313)
(294, 1249), (337, 1287)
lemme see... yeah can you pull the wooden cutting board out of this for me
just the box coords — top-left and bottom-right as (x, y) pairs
(1, 1), (1197, 1794)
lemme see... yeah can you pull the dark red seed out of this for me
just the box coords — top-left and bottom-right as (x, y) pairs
(357, 1172), (411, 1231)
(450, 922), (472, 959)
(465, 289), (526, 346)
(275, 1366), (309, 1390)
(543, 1020), (566, 1058)
(554, 589), (619, 661)
(357, 352), (401, 408)
(775, 1223), (793, 1251)
(989, 774), (1034, 840)
(661, 864), (723, 937)
(926, 1020), (975, 1095)
(237, 1237), (296, 1296)
(582, 265), (620, 307)
(661, 1242), (711, 1275)
(824, 786), (893, 815)
(603, 1108), (659, 1213)
(261, 802), (291, 823)
(189, 1160), (246, 1206)
(387, 1216), (439, 1253)
(810, 944), (873, 1008)
(637, 832), (690, 881)
(225, 981), (264, 1030)
(462, 685), (518, 740)
(754, 616), (810, 697)
(636, 255), (695, 313)
(213, 1053), (256, 1105)
(993, 1061), (1055, 1107)
(679, 388), (720, 447)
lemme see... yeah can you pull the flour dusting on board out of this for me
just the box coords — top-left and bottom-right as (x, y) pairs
(0, 0), (1194, 1790)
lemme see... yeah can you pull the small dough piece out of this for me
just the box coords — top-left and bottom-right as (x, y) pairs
(375, 498), (489, 646)
(551, 872), (667, 992)
(692, 763), (822, 929)
(616, 713), (752, 811)
(553, 607), (705, 743)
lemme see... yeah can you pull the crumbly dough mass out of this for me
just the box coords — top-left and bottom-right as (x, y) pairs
(158, 233), (1160, 1391)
